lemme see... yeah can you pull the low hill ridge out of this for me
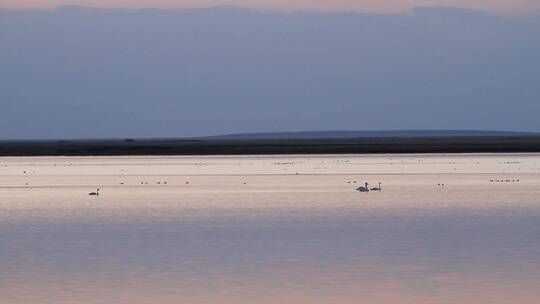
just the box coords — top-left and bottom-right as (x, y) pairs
(204, 130), (538, 140)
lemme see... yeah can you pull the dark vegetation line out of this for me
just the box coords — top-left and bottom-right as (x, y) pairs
(1, 136), (540, 157)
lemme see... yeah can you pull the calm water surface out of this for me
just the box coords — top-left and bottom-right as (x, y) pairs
(1, 154), (540, 303)
(2, 209), (540, 304)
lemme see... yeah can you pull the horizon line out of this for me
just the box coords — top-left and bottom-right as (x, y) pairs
(2, 130), (539, 142)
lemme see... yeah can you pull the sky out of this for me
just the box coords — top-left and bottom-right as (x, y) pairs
(2, 0), (540, 14)
(1, 5), (539, 139)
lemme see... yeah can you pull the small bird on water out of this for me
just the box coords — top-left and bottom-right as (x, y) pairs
(88, 188), (100, 196)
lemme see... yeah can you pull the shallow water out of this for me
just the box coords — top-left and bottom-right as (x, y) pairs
(2, 212), (540, 304)
(1, 154), (540, 304)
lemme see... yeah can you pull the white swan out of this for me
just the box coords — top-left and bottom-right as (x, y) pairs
(370, 183), (382, 191)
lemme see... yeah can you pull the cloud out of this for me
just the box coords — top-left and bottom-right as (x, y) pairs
(1, 6), (539, 138)
(1, 1), (540, 14)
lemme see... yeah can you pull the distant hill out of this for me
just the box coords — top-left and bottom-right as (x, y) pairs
(2, 132), (540, 156)
(204, 130), (539, 140)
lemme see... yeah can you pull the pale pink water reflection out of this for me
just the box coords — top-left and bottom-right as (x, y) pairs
(1, 154), (540, 304)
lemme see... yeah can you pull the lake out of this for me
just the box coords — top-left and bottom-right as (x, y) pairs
(1, 154), (539, 304)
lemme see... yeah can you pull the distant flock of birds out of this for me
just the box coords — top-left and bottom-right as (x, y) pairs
(490, 179), (520, 183)
(87, 178), (521, 196)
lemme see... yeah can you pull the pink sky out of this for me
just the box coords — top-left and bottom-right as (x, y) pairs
(1, 0), (539, 14)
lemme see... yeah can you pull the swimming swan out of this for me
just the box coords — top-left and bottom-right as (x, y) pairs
(356, 183), (369, 192)
(370, 183), (382, 191)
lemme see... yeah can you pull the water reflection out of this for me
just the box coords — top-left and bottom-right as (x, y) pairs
(2, 211), (540, 304)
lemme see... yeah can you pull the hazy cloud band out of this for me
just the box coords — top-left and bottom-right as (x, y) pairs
(2, 0), (540, 14)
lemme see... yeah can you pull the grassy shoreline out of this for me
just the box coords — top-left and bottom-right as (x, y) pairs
(1, 136), (540, 156)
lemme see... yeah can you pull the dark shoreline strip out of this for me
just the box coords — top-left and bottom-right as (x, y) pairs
(1, 136), (540, 157)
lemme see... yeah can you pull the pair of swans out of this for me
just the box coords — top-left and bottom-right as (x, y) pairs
(357, 182), (382, 192)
